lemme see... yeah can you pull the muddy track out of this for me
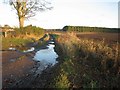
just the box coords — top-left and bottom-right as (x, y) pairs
(5, 34), (58, 88)
(10, 62), (43, 88)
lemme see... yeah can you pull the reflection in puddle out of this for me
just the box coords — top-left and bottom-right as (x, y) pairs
(33, 42), (58, 67)
(49, 41), (54, 44)
(23, 47), (35, 53)
(10, 59), (16, 62)
(9, 48), (16, 51)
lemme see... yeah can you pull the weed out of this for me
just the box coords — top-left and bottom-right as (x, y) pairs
(55, 32), (120, 88)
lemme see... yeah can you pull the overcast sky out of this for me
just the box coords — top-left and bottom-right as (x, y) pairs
(0, 0), (119, 29)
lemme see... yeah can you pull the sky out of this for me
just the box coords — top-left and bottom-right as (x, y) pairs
(0, 0), (119, 29)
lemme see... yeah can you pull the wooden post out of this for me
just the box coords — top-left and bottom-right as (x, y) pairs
(4, 32), (7, 37)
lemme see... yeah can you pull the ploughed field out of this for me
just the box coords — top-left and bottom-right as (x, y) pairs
(76, 32), (119, 43)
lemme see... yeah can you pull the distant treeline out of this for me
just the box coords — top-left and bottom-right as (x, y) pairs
(45, 29), (62, 31)
(62, 26), (120, 33)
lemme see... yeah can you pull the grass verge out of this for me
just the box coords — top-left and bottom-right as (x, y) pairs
(2, 37), (34, 50)
(49, 32), (120, 88)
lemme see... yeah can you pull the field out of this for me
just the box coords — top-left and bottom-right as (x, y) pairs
(76, 32), (119, 43)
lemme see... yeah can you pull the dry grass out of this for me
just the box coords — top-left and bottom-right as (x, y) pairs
(54, 32), (120, 88)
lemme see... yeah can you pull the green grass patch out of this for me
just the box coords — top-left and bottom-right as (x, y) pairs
(2, 37), (34, 50)
(54, 70), (70, 88)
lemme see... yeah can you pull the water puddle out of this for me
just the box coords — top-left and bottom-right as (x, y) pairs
(8, 47), (35, 53)
(23, 47), (35, 53)
(9, 47), (16, 51)
(49, 41), (54, 44)
(33, 41), (58, 68)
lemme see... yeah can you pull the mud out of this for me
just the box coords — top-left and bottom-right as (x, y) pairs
(2, 34), (60, 89)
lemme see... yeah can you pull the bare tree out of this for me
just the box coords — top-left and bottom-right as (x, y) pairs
(9, 0), (53, 28)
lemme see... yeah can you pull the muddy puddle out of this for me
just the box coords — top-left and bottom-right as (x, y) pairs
(33, 41), (58, 67)
(11, 43), (59, 88)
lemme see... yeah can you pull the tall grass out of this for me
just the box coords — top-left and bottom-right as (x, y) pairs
(54, 32), (120, 88)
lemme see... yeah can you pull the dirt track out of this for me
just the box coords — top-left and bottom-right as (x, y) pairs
(2, 51), (36, 88)
(2, 34), (59, 88)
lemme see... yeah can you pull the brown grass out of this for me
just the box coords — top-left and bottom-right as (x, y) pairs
(52, 32), (120, 88)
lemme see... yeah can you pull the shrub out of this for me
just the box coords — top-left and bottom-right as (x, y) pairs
(8, 25), (45, 38)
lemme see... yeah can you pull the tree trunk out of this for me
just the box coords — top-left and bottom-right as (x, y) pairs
(19, 17), (24, 28)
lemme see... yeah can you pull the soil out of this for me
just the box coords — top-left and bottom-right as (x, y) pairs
(1, 34), (60, 89)
(76, 32), (119, 43)
(2, 51), (37, 88)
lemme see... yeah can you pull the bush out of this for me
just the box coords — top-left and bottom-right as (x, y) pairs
(9, 25), (45, 37)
